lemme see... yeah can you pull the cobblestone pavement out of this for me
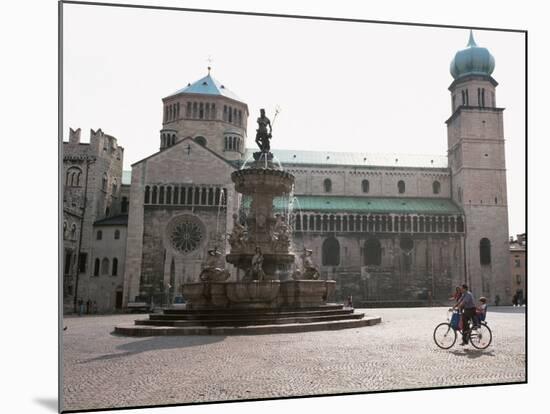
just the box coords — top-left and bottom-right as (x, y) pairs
(62, 306), (526, 412)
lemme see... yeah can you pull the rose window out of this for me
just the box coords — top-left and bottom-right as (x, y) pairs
(168, 215), (205, 254)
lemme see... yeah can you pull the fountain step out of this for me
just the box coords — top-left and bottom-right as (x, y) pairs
(139, 312), (365, 327)
(115, 316), (381, 336)
(150, 308), (354, 321)
(161, 303), (345, 314)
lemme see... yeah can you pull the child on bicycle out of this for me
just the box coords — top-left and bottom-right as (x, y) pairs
(473, 296), (487, 327)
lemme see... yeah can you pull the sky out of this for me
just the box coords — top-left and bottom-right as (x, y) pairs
(62, 2), (525, 237)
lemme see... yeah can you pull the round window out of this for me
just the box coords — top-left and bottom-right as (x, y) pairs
(166, 215), (205, 254)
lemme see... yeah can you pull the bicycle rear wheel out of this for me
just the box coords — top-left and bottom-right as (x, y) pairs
(433, 322), (457, 349)
(469, 323), (492, 349)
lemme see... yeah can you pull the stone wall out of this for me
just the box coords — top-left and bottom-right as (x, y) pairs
(293, 232), (463, 304)
(286, 166), (451, 198)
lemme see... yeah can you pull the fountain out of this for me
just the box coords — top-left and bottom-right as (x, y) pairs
(115, 109), (381, 335)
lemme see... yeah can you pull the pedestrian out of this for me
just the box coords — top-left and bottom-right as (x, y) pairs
(86, 299), (91, 314)
(77, 298), (84, 316)
(494, 294), (500, 306)
(512, 293), (518, 307)
(347, 295), (353, 308)
(453, 284), (477, 346)
(92, 300), (98, 314)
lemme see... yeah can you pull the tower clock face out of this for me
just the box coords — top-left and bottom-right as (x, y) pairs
(166, 214), (206, 254)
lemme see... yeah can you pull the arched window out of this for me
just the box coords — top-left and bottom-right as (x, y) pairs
(199, 102), (204, 119)
(322, 237), (340, 266)
(323, 178), (332, 193)
(63, 221), (67, 238)
(159, 186), (165, 204)
(71, 223), (77, 238)
(186, 102), (191, 117)
(362, 179), (370, 193)
(144, 186), (150, 204)
(112, 258), (118, 276)
(433, 181), (441, 194)
(152, 186), (158, 204)
(96, 230), (102, 240)
(193, 102), (198, 118)
(398, 180), (405, 194)
(400, 237), (414, 252)
(94, 258), (100, 276)
(66, 167), (82, 187)
(480, 238), (491, 265)
(195, 136), (207, 146)
(102, 173), (108, 191)
(101, 258), (110, 275)
(114, 229), (120, 240)
(364, 239), (381, 266)
(112, 179), (117, 196)
(121, 197), (129, 213)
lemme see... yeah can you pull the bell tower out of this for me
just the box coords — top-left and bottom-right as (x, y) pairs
(446, 31), (511, 304)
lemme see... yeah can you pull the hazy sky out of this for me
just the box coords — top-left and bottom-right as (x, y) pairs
(62, 2), (525, 236)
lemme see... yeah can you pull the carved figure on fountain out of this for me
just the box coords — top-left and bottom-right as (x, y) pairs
(293, 248), (320, 280)
(199, 247), (231, 282)
(228, 213), (247, 251)
(243, 246), (266, 281)
(272, 214), (291, 252)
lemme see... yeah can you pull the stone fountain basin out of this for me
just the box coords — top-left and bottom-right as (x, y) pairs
(231, 168), (294, 195)
(226, 281), (281, 305)
(182, 280), (336, 309)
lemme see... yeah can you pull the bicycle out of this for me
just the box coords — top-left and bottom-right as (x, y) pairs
(433, 308), (492, 350)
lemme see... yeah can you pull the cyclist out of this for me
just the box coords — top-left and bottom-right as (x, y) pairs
(453, 284), (477, 346)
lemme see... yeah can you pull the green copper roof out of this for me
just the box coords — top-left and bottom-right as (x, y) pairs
(450, 30), (495, 80)
(272, 196), (462, 215)
(122, 170), (131, 185)
(168, 73), (242, 102)
(243, 149), (447, 169)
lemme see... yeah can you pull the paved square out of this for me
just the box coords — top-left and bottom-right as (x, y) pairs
(62, 307), (526, 412)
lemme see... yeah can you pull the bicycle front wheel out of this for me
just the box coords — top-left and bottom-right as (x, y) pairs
(433, 322), (457, 349)
(469, 323), (492, 349)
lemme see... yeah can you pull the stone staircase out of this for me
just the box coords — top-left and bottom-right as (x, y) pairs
(114, 304), (381, 336)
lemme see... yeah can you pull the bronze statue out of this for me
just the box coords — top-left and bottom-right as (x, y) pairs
(255, 109), (272, 152)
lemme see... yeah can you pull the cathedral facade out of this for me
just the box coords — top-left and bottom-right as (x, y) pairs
(63, 32), (513, 312)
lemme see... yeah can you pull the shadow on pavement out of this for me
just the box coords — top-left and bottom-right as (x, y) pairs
(81, 335), (226, 363)
(449, 349), (496, 359)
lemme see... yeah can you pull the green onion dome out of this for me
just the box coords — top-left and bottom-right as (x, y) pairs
(450, 31), (495, 80)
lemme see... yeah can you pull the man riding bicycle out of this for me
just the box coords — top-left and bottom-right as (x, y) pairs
(453, 284), (477, 346)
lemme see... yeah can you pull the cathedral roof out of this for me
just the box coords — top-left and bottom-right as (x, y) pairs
(94, 214), (128, 226)
(243, 149), (448, 169)
(168, 73), (243, 102)
(122, 170), (131, 185)
(274, 196), (462, 215)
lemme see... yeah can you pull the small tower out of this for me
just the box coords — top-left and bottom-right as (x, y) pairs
(446, 31), (511, 304)
(159, 68), (249, 160)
